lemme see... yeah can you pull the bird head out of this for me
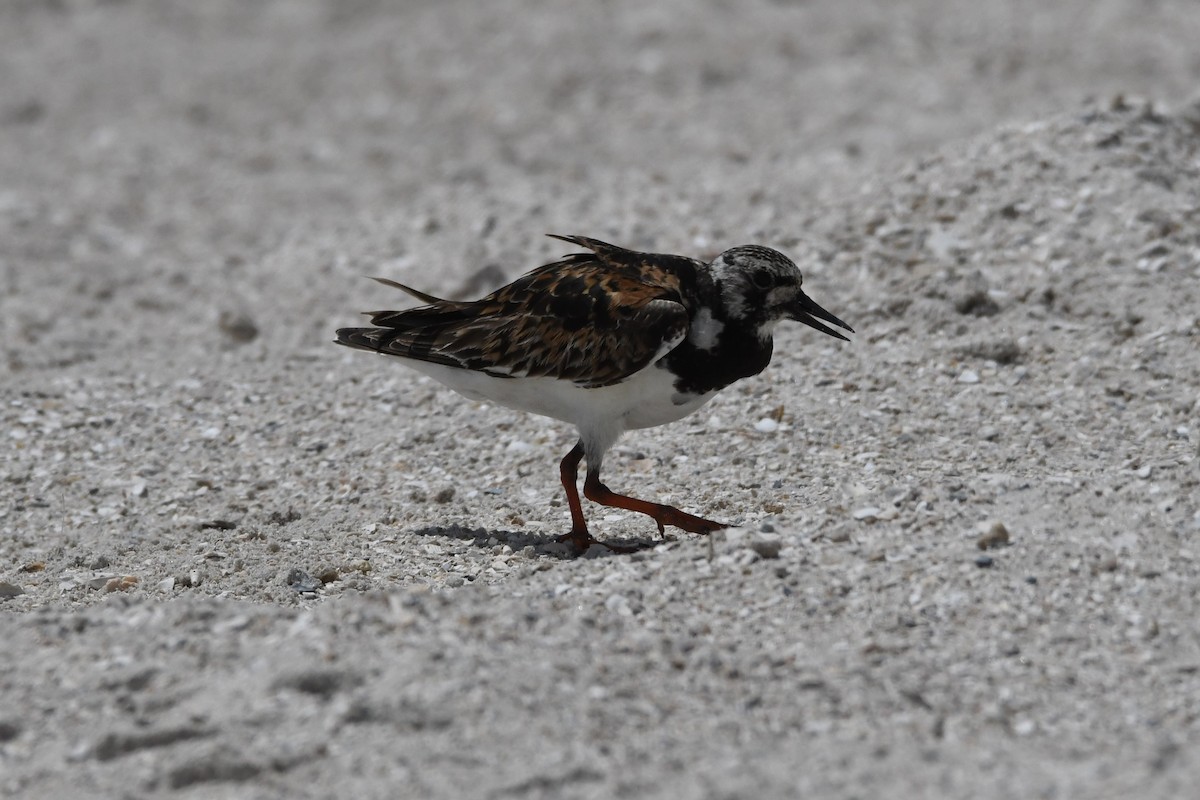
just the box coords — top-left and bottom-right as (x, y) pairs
(710, 245), (854, 342)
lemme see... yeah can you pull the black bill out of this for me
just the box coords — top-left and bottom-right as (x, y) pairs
(790, 291), (854, 342)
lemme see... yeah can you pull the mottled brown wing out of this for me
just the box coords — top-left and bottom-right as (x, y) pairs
(335, 238), (695, 388)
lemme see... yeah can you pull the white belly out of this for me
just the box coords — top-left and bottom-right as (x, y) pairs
(398, 359), (715, 456)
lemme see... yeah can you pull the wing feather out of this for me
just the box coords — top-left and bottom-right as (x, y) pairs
(335, 236), (698, 387)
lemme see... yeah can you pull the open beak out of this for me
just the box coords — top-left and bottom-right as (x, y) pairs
(789, 291), (854, 342)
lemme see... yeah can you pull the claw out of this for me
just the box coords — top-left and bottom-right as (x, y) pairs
(554, 528), (597, 552)
(553, 529), (642, 554)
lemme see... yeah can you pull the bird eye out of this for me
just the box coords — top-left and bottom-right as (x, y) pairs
(750, 270), (772, 290)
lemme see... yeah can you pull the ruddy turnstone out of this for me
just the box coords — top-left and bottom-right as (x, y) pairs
(336, 235), (853, 552)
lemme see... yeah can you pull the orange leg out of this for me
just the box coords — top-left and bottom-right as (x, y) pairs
(582, 467), (726, 536)
(552, 442), (725, 553)
(553, 442), (596, 552)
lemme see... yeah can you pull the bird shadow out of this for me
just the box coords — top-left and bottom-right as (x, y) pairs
(409, 525), (660, 559)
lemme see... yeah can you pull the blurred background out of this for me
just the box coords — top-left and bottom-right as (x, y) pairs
(2, 0), (1198, 376)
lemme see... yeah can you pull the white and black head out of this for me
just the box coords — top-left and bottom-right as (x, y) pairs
(709, 245), (854, 341)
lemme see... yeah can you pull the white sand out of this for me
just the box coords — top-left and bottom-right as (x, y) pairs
(3, 1), (1199, 797)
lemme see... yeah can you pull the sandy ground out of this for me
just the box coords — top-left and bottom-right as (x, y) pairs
(3, 0), (1200, 797)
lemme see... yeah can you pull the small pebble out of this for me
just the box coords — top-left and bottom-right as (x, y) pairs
(0, 718), (22, 742)
(748, 534), (782, 560)
(721, 527), (749, 549)
(286, 569), (321, 593)
(977, 521), (1010, 550)
(852, 507), (882, 521)
(604, 594), (632, 615)
(0, 581), (24, 598)
(103, 575), (139, 593)
(218, 310), (259, 343)
(958, 370), (980, 384)
(975, 555), (994, 568)
(826, 527), (852, 543)
(754, 418), (779, 434)
(734, 550), (760, 567)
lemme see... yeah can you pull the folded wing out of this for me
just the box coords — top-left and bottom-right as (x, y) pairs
(335, 237), (692, 388)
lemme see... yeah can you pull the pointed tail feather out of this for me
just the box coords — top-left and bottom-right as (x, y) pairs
(545, 233), (624, 255)
(368, 276), (447, 304)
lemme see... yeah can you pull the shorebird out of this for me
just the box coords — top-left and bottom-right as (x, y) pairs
(336, 235), (853, 552)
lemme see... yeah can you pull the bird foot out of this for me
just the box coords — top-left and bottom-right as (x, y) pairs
(553, 529), (642, 555)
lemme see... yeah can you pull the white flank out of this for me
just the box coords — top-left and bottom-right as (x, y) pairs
(688, 307), (724, 350)
(396, 359), (716, 465)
